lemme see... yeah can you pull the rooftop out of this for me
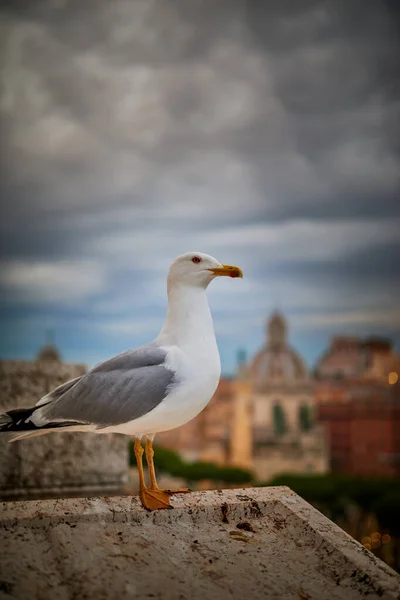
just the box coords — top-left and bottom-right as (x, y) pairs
(1, 487), (399, 599)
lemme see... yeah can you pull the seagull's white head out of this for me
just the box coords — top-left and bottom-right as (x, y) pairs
(167, 252), (243, 289)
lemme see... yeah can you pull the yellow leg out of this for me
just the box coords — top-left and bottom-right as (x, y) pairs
(145, 439), (190, 495)
(134, 439), (171, 511)
(145, 438), (159, 490)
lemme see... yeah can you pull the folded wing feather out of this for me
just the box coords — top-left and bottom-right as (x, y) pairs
(36, 344), (177, 428)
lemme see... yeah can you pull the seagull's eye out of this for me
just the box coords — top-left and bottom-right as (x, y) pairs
(192, 256), (202, 264)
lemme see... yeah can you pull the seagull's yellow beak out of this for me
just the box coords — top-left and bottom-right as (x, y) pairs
(209, 264), (243, 278)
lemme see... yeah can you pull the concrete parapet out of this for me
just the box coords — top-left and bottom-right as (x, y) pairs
(0, 359), (128, 499)
(1, 487), (399, 599)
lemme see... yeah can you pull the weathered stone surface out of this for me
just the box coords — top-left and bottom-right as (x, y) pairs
(1, 487), (399, 600)
(0, 360), (128, 498)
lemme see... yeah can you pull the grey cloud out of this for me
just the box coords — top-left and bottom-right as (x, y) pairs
(1, 0), (399, 230)
(0, 0), (399, 334)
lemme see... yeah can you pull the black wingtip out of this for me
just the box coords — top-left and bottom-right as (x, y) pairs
(0, 407), (37, 432)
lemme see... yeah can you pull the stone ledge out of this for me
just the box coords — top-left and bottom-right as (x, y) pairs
(0, 481), (125, 502)
(1, 487), (399, 600)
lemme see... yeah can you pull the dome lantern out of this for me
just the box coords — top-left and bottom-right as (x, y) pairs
(267, 311), (287, 348)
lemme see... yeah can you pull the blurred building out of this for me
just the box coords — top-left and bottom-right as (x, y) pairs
(315, 335), (370, 382)
(158, 312), (329, 481)
(363, 340), (400, 384)
(248, 312), (328, 481)
(314, 335), (400, 476)
(315, 336), (399, 402)
(0, 339), (128, 499)
(317, 382), (400, 477)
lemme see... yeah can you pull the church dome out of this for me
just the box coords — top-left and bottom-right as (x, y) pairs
(250, 312), (309, 388)
(36, 332), (62, 363)
(36, 344), (62, 363)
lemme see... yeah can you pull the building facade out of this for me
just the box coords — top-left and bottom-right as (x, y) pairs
(248, 312), (328, 481)
(315, 336), (399, 402)
(317, 382), (400, 477)
(314, 335), (400, 477)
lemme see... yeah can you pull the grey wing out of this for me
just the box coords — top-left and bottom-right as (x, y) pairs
(40, 344), (177, 427)
(35, 376), (83, 407)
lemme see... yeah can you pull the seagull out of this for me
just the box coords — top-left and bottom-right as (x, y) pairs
(0, 252), (243, 510)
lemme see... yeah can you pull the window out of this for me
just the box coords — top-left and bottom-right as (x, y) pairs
(273, 403), (287, 436)
(299, 404), (313, 432)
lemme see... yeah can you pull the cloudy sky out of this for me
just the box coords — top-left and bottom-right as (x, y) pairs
(1, 0), (399, 374)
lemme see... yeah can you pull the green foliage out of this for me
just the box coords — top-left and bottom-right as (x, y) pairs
(267, 474), (338, 503)
(182, 461), (222, 482)
(262, 473), (400, 529)
(190, 463), (252, 484)
(129, 441), (254, 484)
(129, 442), (186, 476)
(181, 462), (253, 484)
(265, 473), (400, 504)
(373, 491), (400, 537)
(218, 466), (255, 484)
(340, 477), (388, 512)
(152, 445), (186, 477)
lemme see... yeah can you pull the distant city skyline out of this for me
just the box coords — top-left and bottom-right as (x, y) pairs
(3, 313), (399, 378)
(1, 0), (399, 374)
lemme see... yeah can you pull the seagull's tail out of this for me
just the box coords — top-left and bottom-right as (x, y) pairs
(0, 375), (86, 442)
(6, 430), (54, 442)
(0, 406), (83, 442)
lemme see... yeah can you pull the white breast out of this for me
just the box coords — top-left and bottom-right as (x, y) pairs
(105, 279), (222, 437)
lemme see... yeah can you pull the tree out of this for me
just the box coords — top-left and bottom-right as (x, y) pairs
(373, 491), (400, 537)
(180, 460), (253, 485)
(129, 443), (186, 476)
(183, 461), (221, 482)
(217, 466), (254, 484)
